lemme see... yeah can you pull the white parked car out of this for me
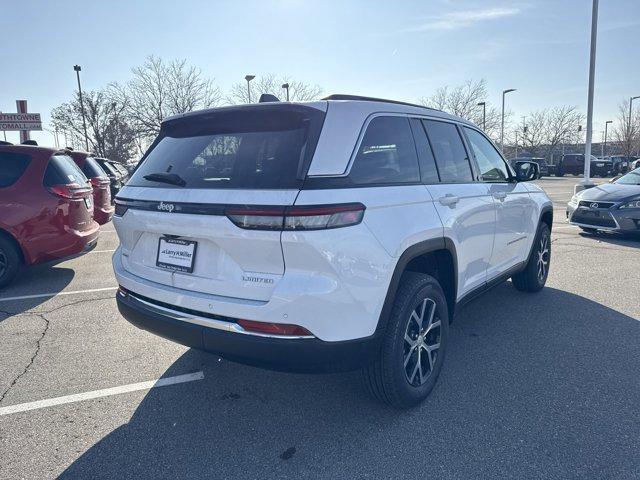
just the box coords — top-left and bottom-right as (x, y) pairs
(112, 95), (553, 408)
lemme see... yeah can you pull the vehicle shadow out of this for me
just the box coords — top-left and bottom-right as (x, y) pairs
(578, 230), (640, 248)
(59, 285), (640, 479)
(0, 264), (75, 319)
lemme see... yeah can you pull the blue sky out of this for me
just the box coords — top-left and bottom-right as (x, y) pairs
(1, 0), (639, 146)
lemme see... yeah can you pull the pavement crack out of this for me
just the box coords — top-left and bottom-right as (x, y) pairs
(25, 296), (113, 316)
(0, 295), (112, 405)
(0, 295), (113, 318)
(0, 312), (50, 405)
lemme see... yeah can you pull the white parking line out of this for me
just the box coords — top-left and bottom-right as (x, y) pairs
(88, 249), (116, 254)
(0, 286), (118, 302)
(0, 372), (205, 416)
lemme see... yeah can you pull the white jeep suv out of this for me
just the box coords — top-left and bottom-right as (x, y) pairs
(113, 95), (552, 408)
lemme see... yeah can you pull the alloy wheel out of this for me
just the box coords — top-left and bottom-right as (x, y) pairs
(537, 233), (550, 282)
(403, 297), (441, 387)
(0, 250), (7, 278)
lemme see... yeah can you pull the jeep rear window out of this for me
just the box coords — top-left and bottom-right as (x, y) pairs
(128, 105), (325, 190)
(43, 155), (88, 187)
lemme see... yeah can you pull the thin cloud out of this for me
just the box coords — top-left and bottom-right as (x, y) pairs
(407, 7), (522, 32)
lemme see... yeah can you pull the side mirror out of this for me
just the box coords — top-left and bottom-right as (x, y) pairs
(513, 161), (540, 182)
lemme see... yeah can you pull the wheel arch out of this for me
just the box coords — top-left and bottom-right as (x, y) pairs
(0, 227), (26, 265)
(540, 204), (553, 230)
(375, 238), (458, 337)
(523, 205), (553, 266)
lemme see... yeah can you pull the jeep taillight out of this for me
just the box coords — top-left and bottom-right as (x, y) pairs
(225, 203), (366, 231)
(114, 199), (128, 216)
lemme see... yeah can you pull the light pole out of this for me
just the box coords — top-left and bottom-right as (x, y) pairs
(73, 65), (89, 151)
(628, 95), (639, 140)
(603, 120), (612, 157)
(43, 127), (60, 148)
(281, 83), (290, 102)
(579, 0), (598, 192)
(477, 102), (486, 130)
(245, 75), (255, 103)
(501, 89), (516, 151)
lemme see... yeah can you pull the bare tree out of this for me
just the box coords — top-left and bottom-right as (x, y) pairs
(420, 79), (502, 141)
(112, 56), (221, 144)
(517, 110), (548, 157)
(51, 89), (137, 163)
(227, 74), (323, 104)
(612, 100), (640, 157)
(509, 107), (583, 160)
(543, 106), (584, 159)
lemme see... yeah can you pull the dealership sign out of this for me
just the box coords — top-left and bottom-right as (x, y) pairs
(0, 113), (42, 131)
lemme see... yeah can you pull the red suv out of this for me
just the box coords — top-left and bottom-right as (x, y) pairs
(67, 150), (114, 224)
(0, 143), (100, 287)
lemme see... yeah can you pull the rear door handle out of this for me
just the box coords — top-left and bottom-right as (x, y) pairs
(438, 194), (459, 207)
(492, 191), (507, 201)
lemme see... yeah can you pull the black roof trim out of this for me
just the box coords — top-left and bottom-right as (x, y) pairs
(322, 94), (443, 112)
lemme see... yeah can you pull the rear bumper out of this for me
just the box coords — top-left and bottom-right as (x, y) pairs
(116, 288), (381, 373)
(29, 221), (100, 265)
(94, 205), (115, 225)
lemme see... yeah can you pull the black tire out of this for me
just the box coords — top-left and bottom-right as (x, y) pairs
(512, 223), (551, 292)
(0, 235), (21, 288)
(580, 227), (598, 234)
(363, 272), (449, 409)
(555, 169), (564, 177)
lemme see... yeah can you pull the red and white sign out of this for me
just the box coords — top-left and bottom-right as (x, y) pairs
(0, 100), (42, 142)
(0, 113), (42, 131)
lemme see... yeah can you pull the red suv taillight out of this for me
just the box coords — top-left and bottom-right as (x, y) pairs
(47, 183), (90, 199)
(90, 176), (110, 188)
(225, 203), (366, 231)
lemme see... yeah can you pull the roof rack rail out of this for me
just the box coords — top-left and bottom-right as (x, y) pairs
(322, 94), (442, 112)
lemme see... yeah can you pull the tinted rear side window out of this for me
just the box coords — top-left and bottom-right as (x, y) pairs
(82, 157), (107, 179)
(0, 152), (31, 187)
(422, 120), (473, 183)
(129, 106), (325, 189)
(97, 160), (118, 176)
(409, 118), (440, 184)
(110, 163), (127, 175)
(348, 116), (419, 185)
(43, 155), (88, 187)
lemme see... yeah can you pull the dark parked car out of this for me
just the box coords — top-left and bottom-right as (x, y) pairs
(590, 157), (614, 177)
(555, 154), (585, 176)
(67, 150), (115, 224)
(510, 157), (548, 177)
(555, 154), (610, 177)
(109, 161), (130, 183)
(95, 158), (124, 202)
(606, 155), (635, 175)
(567, 167), (640, 234)
(0, 143), (99, 287)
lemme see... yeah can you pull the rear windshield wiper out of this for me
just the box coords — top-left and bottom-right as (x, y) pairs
(143, 172), (186, 187)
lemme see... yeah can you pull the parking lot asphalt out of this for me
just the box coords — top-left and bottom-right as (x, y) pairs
(1, 177), (639, 480)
